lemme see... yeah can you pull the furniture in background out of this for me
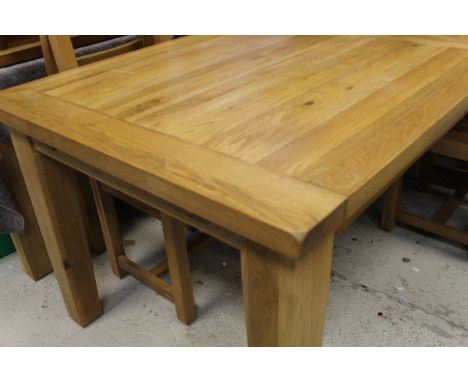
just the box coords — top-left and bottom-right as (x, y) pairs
(40, 36), (171, 74)
(0, 36), (121, 68)
(39, 35), (201, 325)
(381, 115), (468, 244)
(0, 44), (51, 280)
(0, 139), (52, 279)
(0, 36), (144, 280)
(1, 36), (467, 345)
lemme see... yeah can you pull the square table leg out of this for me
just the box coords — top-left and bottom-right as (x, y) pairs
(241, 233), (334, 346)
(10, 131), (102, 327)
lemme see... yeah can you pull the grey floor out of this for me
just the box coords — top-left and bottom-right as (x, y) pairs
(0, 179), (467, 346)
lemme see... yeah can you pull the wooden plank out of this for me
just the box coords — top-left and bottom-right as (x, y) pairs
(39, 36), (58, 75)
(161, 212), (196, 324)
(46, 36), (78, 72)
(89, 179), (127, 278)
(130, 39), (440, 151)
(0, 41), (42, 67)
(397, 210), (468, 246)
(77, 38), (143, 67)
(149, 233), (212, 277)
(118, 255), (173, 301)
(0, 89), (346, 259)
(33, 142), (280, 258)
(387, 36), (468, 50)
(0, 35), (122, 67)
(28, 36), (276, 94)
(381, 178), (403, 232)
(432, 186), (468, 224)
(100, 183), (161, 220)
(76, 173), (105, 255)
(9, 130), (101, 326)
(241, 232), (334, 346)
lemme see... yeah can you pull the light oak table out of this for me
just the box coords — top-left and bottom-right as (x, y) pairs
(0, 36), (467, 346)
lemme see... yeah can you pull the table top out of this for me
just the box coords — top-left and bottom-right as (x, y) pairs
(0, 36), (467, 259)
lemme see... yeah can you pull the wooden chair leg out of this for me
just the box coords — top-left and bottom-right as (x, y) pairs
(89, 179), (127, 278)
(161, 212), (196, 325)
(92, 180), (196, 324)
(381, 177), (403, 232)
(0, 143), (52, 280)
(77, 173), (106, 255)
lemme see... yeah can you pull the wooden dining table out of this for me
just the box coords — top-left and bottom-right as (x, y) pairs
(0, 36), (467, 346)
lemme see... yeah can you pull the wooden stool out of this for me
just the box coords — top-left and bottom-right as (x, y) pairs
(40, 35), (202, 324)
(381, 116), (468, 245)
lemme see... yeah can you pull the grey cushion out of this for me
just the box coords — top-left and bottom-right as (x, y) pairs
(0, 124), (11, 145)
(0, 153), (24, 234)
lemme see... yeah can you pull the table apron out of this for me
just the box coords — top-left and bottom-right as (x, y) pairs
(34, 140), (284, 258)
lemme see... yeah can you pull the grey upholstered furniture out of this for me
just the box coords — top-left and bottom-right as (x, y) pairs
(0, 157), (24, 234)
(0, 53), (51, 278)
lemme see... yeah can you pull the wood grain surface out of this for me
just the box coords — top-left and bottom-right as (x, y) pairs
(1, 36), (467, 258)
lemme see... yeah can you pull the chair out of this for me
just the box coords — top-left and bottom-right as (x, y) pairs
(0, 35), (123, 68)
(381, 115), (468, 245)
(0, 137), (52, 279)
(40, 35), (203, 324)
(40, 35), (171, 74)
(0, 53), (51, 279)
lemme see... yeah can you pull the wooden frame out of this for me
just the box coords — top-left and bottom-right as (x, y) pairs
(381, 116), (468, 245)
(41, 35), (172, 75)
(0, 36), (125, 68)
(32, 138), (337, 343)
(40, 34), (201, 325)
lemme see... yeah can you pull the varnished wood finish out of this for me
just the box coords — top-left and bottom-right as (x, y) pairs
(1, 36), (468, 344)
(9, 131), (101, 326)
(396, 210), (468, 246)
(381, 178), (402, 232)
(0, 87), (346, 259)
(242, 233), (334, 346)
(117, 255), (174, 301)
(42, 35), (172, 74)
(91, 177), (196, 322)
(89, 178), (127, 278)
(161, 212), (196, 324)
(41, 34), (196, 324)
(39, 36), (59, 75)
(0, 40), (42, 67)
(45, 36), (78, 73)
(0, 35), (121, 67)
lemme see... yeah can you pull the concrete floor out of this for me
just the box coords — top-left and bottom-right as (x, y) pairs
(0, 179), (467, 346)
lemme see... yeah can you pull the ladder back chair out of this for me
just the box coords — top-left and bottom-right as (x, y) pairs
(1, 35), (126, 68)
(381, 115), (468, 245)
(40, 35), (204, 324)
